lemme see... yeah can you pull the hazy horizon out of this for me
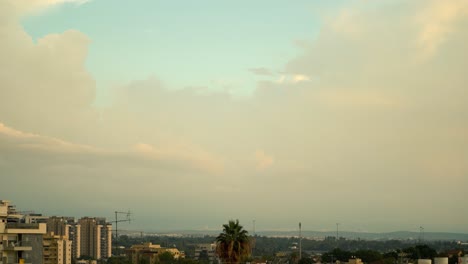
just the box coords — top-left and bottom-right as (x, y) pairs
(1, 0), (468, 233)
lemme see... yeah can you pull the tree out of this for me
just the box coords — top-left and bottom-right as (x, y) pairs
(216, 219), (252, 264)
(299, 258), (315, 264)
(322, 248), (352, 263)
(159, 251), (175, 263)
(354, 250), (383, 263)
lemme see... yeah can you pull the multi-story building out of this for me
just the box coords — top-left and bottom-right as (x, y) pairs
(126, 243), (182, 264)
(97, 219), (112, 259)
(46, 216), (81, 261)
(24, 214), (49, 224)
(43, 233), (72, 264)
(47, 217), (71, 238)
(78, 217), (112, 260)
(194, 243), (217, 263)
(0, 200), (47, 264)
(69, 223), (81, 260)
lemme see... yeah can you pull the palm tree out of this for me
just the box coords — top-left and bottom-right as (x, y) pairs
(216, 219), (252, 264)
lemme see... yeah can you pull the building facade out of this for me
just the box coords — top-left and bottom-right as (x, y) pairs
(78, 217), (112, 260)
(43, 233), (72, 264)
(126, 243), (182, 264)
(0, 200), (47, 264)
(194, 243), (217, 263)
(46, 216), (82, 261)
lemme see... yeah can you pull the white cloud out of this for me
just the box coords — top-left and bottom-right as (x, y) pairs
(254, 150), (274, 171)
(5, 0), (89, 15)
(0, 122), (223, 174)
(415, 0), (468, 59)
(1, 0), (468, 231)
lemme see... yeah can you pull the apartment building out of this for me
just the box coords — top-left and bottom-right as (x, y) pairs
(46, 216), (81, 261)
(0, 200), (47, 264)
(43, 233), (72, 264)
(78, 217), (112, 260)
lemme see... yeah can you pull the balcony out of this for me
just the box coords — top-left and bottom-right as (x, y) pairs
(3, 241), (32, 251)
(5, 223), (39, 229)
(4, 223), (46, 234)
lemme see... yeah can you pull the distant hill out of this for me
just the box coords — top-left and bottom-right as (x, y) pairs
(139, 229), (468, 241)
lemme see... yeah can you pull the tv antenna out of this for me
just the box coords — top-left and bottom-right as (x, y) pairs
(111, 211), (131, 239)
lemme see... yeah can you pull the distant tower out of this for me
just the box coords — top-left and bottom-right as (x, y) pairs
(299, 222), (302, 260)
(419, 226), (424, 243)
(252, 220), (256, 257)
(336, 223), (340, 239)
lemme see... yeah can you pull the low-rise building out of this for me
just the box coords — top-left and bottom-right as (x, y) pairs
(348, 259), (363, 264)
(194, 243), (217, 263)
(459, 256), (468, 264)
(126, 242), (182, 264)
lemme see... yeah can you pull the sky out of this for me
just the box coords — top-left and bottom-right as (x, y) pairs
(1, 0), (468, 233)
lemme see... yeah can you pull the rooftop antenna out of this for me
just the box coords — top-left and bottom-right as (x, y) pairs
(111, 210), (131, 239)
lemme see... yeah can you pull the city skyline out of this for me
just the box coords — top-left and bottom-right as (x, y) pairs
(1, 0), (468, 233)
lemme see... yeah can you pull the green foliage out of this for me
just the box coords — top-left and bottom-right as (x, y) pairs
(139, 258), (149, 264)
(322, 248), (352, 262)
(159, 251), (175, 263)
(299, 258), (315, 264)
(78, 255), (95, 260)
(216, 219), (252, 264)
(107, 256), (132, 264)
(403, 245), (437, 260)
(354, 249), (383, 263)
(113, 232), (459, 262)
(198, 250), (210, 262)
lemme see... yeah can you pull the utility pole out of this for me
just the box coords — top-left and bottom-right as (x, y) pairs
(299, 222), (302, 260)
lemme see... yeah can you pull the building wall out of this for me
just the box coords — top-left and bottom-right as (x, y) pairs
(100, 224), (112, 258)
(43, 234), (72, 264)
(71, 223), (81, 260)
(459, 256), (468, 264)
(78, 217), (111, 260)
(47, 217), (71, 238)
(127, 243), (182, 264)
(0, 201), (46, 264)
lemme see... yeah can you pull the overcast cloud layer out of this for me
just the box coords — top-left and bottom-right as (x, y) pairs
(1, 0), (468, 232)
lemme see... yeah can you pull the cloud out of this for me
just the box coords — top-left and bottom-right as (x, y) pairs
(0, 122), (222, 174)
(5, 0), (89, 15)
(415, 0), (468, 59)
(1, 0), (468, 231)
(0, 1), (96, 139)
(254, 150), (274, 171)
(249, 67), (275, 76)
